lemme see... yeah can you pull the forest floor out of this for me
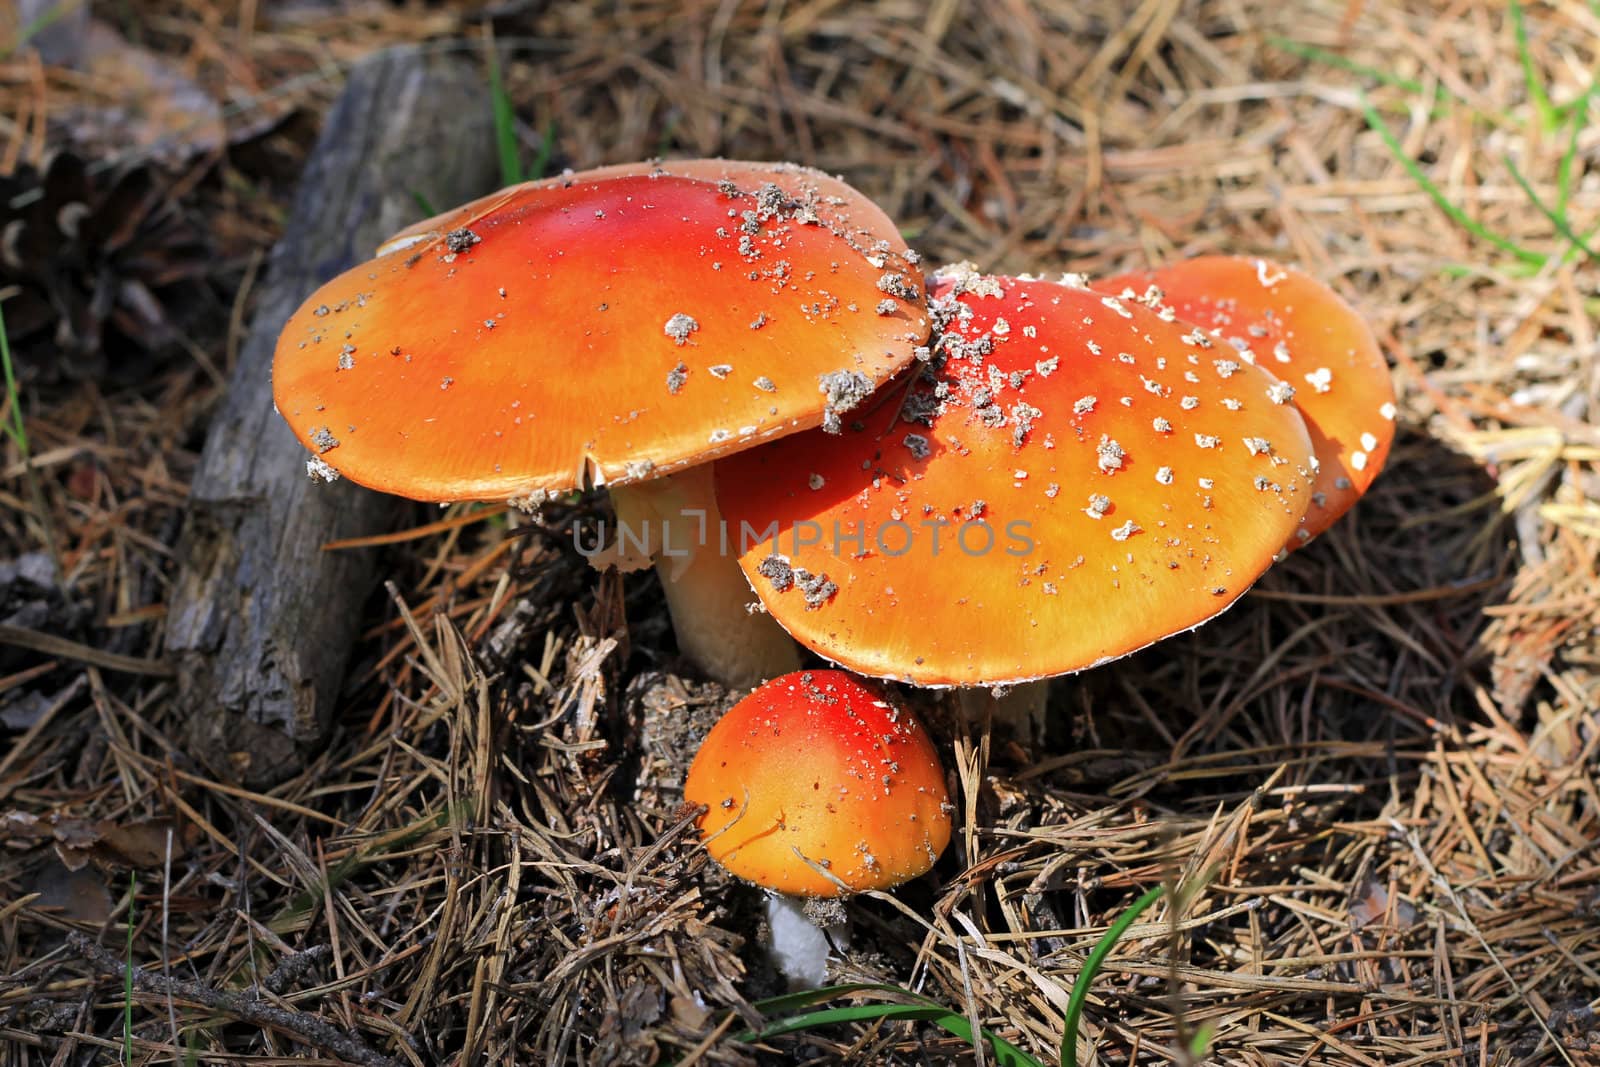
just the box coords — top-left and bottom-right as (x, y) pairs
(1, 1), (1598, 1064)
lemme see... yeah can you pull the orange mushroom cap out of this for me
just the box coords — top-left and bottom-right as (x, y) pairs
(684, 670), (950, 898)
(272, 161), (928, 503)
(1094, 256), (1395, 546)
(715, 269), (1316, 687)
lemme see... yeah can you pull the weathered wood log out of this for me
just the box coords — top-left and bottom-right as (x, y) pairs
(167, 46), (499, 786)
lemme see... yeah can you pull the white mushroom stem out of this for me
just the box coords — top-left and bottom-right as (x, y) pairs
(607, 467), (800, 689)
(767, 893), (849, 990)
(957, 680), (1050, 748)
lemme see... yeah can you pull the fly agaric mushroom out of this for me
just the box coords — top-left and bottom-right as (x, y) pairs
(272, 160), (928, 688)
(683, 669), (950, 986)
(374, 159), (897, 260)
(1095, 256), (1395, 548)
(714, 268), (1316, 734)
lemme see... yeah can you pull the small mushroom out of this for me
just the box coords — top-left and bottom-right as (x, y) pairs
(272, 160), (929, 688)
(684, 670), (950, 985)
(1094, 256), (1395, 548)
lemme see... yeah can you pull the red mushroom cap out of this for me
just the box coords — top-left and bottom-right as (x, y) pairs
(683, 670), (950, 898)
(273, 161), (927, 503)
(376, 159), (904, 260)
(715, 269), (1316, 687)
(1094, 256), (1395, 546)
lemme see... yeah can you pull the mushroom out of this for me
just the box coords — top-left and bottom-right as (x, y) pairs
(272, 160), (929, 688)
(713, 267), (1316, 736)
(683, 669), (950, 986)
(1094, 256), (1395, 548)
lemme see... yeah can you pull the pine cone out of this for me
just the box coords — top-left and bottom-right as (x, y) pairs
(0, 150), (214, 384)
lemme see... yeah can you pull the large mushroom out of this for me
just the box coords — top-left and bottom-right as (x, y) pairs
(1094, 256), (1395, 548)
(684, 669), (951, 986)
(272, 160), (929, 688)
(714, 268), (1317, 735)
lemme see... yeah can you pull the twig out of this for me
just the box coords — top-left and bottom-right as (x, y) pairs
(162, 828), (178, 1054)
(66, 933), (401, 1067)
(0, 624), (175, 677)
(260, 945), (334, 996)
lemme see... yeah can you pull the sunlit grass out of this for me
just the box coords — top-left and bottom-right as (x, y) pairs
(1279, 7), (1599, 272)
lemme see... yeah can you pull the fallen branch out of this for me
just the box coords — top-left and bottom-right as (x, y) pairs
(164, 44), (500, 787)
(67, 933), (400, 1067)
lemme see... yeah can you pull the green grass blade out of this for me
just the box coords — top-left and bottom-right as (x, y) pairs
(749, 981), (899, 1015)
(410, 190), (437, 219)
(738, 1003), (1042, 1067)
(1268, 36), (1427, 97)
(1504, 154), (1600, 263)
(270, 808), (456, 932)
(1189, 1020), (1218, 1057)
(1509, 0), (1558, 131)
(1060, 884), (1165, 1067)
(738, 983), (1043, 1067)
(528, 119), (558, 181)
(741, 1004), (953, 1040)
(654, 114), (681, 159)
(1555, 81), (1595, 217)
(0, 303), (62, 580)
(1, 0), (82, 60)
(1360, 95), (1547, 267)
(124, 872), (137, 1065)
(485, 39), (523, 186)
(0, 304), (25, 452)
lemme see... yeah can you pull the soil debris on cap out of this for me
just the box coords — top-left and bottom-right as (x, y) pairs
(818, 370), (875, 433)
(305, 455), (340, 482)
(757, 555), (794, 592)
(443, 227), (481, 253)
(1096, 436), (1125, 473)
(794, 568), (838, 608)
(663, 313), (700, 345)
(875, 272), (920, 302)
(666, 362), (689, 394)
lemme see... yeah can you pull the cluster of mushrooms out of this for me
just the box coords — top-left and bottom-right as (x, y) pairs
(272, 159), (1394, 984)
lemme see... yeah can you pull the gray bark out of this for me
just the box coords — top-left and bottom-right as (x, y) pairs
(166, 46), (499, 786)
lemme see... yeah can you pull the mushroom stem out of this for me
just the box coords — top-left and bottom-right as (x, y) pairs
(767, 893), (848, 990)
(957, 680), (1050, 748)
(609, 467), (800, 689)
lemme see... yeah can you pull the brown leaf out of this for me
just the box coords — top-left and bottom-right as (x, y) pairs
(27, 857), (114, 924)
(4, 809), (186, 870)
(92, 818), (182, 868)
